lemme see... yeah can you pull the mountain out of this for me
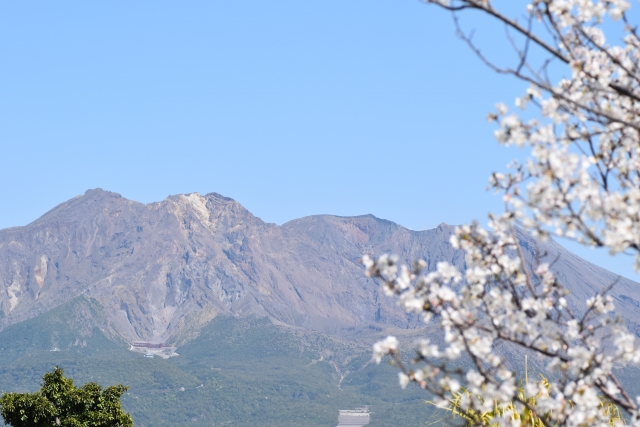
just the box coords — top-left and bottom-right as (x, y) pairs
(1, 188), (639, 343)
(2, 189), (640, 426)
(0, 189), (454, 343)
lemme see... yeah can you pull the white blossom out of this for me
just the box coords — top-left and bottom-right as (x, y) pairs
(372, 336), (399, 364)
(398, 372), (410, 389)
(362, 0), (640, 424)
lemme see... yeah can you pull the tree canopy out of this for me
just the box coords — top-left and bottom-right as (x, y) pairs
(0, 367), (133, 427)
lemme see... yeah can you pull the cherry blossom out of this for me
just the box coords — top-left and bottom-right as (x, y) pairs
(364, 1), (640, 425)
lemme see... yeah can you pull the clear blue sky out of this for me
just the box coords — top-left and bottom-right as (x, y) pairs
(1, 1), (638, 281)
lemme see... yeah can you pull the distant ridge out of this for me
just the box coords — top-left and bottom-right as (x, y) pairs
(0, 188), (639, 344)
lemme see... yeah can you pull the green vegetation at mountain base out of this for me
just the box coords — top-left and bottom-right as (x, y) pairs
(0, 297), (439, 427)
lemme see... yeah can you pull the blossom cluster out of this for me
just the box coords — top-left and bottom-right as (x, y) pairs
(492, 0), (640, 261)
(365, 220), (640, 425)
(364, 2), (640, 424)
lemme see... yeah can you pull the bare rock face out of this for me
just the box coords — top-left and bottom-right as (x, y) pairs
(0, 189), (639, 344)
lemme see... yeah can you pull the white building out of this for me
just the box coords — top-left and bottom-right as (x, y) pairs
(336, 408), (370, 426)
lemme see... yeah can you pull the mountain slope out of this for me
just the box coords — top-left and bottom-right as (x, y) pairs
(0, 189), (639, 344)
(0, 308), (439, 427)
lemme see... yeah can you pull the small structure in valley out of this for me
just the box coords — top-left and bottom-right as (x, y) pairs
(336, 407), (370, 426)
(133, 341), (170, 349)
(129, 341), (178, 359)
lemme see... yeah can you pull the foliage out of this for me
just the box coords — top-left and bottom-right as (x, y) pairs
(363, 0), (640, 426)
(0, 367), (132, 427)
(430, 372), (624, 426)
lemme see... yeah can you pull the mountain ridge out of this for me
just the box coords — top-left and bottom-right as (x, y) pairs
(1, 188), (638, 346)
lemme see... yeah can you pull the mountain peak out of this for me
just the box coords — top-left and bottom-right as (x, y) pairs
(30, 188), (130, 226)
(204, 192), (236, 202)
(436, 222), (452, 232)
(83, 188), (122, 198)
(1, 189), (638, 346)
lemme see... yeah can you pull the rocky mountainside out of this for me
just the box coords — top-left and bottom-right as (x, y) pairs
(1, 188), (639, 343)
